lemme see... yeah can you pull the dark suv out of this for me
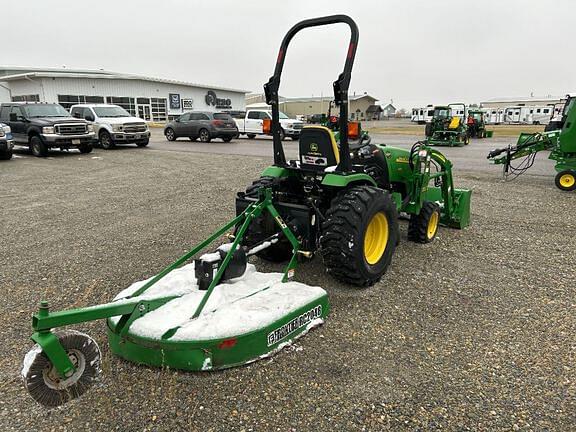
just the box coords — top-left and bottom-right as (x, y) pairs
(0, 102), (96, 157)
(164, 111), (238, 143)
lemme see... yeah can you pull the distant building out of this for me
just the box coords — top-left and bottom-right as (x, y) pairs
(480, 95), (562, 109)
(381, 103), (396, 118)
(245, 92), (380, 120)
(0, 66), (248, 121)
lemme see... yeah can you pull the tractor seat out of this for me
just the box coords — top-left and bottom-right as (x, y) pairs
(448, 117), (461, 129)
(299, 126), (340, 171)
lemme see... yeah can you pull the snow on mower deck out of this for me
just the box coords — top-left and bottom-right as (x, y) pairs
(107, 262), (328, 371)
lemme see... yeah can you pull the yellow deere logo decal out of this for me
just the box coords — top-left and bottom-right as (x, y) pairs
(395, 156), (409, 164)
(310, 143), (319, 152)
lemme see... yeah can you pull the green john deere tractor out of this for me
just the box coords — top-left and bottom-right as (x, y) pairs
(487, 95), (576, 191)
(20, 15), (472, 409)
(467, 109), (490, 138)
(236, 15), (472, 286)
(425, 103), (469, 146)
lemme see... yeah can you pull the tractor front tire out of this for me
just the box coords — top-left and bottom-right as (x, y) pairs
(555, 170), (576, 192)
(408, 201), (441, 243)
(320, 186), (399, 287)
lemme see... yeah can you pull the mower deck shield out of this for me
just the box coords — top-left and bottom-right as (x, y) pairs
(107, 263), (329, 371)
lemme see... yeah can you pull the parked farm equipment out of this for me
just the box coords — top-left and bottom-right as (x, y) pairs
(425, 103), (470, 146)
(487, 95), (576, 191)
(21, 15), (472, 409)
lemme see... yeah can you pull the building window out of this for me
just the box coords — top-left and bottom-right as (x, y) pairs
(57, 95), (104, 110)
(106, 96), (136, 116)
(12, 94), (40, 102)
(151, 98), (167, 122)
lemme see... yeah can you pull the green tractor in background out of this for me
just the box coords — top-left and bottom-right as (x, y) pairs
(466, 109), (490, 138)
(425, 103), (470, 147)
(237, 15), (471, 286)
(487, 95), (576, 191)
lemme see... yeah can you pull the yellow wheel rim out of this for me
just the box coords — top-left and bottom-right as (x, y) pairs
(364, 212), (389, 265)
(559, 173), (575, 188)
(427, 211), (439, 240)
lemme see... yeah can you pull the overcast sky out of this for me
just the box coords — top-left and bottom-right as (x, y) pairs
(3, 0), (574, 109)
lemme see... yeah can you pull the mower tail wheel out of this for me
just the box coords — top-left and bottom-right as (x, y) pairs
(408, 201), (441, 243)
(22, 330), (101, 408)
(320, 186), (399, 287)
(555, 170), (576, 192)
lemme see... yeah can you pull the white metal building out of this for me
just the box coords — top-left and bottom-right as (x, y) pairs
(0, 66), (248, 122)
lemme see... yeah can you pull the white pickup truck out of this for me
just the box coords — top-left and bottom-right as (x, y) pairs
(234, 109), (304, 140)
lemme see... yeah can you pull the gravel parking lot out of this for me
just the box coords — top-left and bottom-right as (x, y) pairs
(1, 135), (575, 431)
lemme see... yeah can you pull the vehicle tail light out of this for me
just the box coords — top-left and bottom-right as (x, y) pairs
(348, 121), (360, 139)
(212, 119), (224, 127)
(263, 118), (271, 135)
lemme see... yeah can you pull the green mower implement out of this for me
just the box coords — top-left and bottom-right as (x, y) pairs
(22, 187), (329, 407)
(487, 95), (576, 191)
(425, 103), (470, 147)
(236, 15), (471, 287)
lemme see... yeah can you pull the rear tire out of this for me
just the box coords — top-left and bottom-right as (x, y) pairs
(99, 131), (115, 149)
(425, 123), (433, 137)
(222, 136), (233, 143)
(247, 134), (256, 139)
(555, 170), (576, 191)
(30, 136), (48, 157)
(0, 149), (12, 160)
(199, 128), (211, 143)
(320, 186), (399, 287)
(408, 201), (441, 243)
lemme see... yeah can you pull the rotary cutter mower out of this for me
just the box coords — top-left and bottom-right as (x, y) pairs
(22, 15), (471, 408)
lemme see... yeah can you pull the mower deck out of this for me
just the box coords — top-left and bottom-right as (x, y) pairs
(107, 262), (329, 370)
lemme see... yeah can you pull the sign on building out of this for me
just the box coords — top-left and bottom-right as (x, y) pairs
(169, 93), (181, 110)
(205, 90), (232, 109)
(182, 98), (194, 110)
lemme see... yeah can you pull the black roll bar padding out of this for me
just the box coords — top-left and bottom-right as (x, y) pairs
(264, 15), (359, 171)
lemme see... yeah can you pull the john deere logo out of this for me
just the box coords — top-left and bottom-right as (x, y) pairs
(310, 143), (319, 152)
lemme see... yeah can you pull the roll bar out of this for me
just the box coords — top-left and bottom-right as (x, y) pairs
(448, 103), (467, 119)
(264, 15), (359, 172)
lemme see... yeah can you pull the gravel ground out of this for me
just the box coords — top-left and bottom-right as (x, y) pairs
(1, 145), (575, 431)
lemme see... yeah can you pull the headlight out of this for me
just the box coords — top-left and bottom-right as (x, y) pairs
(87, 124), (94, 133)
(286, 123), (294, 128)
(3, 125), (10, 133)
(112, 124), (123, 132)
(42, 126), (55, 134)
(0, 129), (4, 137)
